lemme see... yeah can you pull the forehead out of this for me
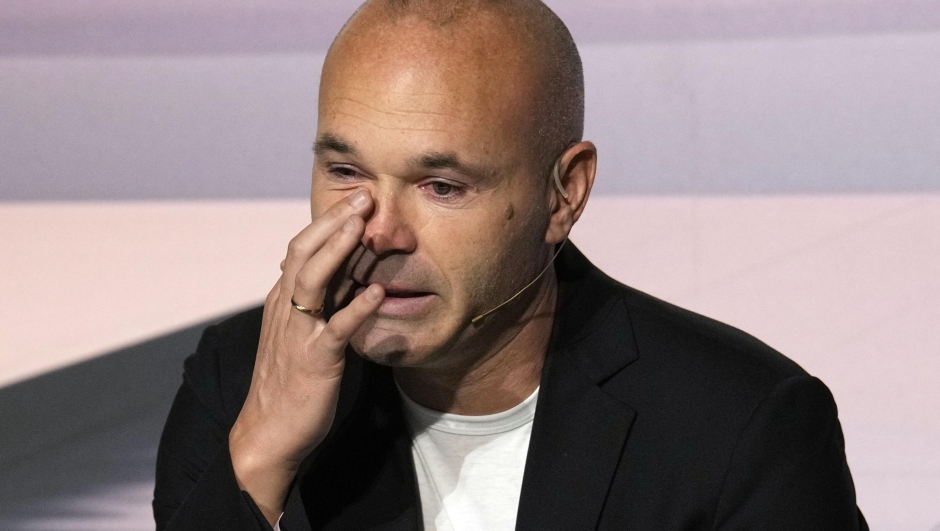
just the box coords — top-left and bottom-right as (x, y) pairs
(317, 14), (542, 156)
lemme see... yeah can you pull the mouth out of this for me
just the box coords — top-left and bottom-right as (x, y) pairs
(353, 282), (436, 317)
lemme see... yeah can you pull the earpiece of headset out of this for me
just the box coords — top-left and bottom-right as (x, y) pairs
(553, 142), (581, 200)
(552, 155), (569, 199)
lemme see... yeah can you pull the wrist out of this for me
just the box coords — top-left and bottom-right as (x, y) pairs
(229, 428), (298, 525)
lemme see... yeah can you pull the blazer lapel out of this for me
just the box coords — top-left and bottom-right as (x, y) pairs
(516, 245), (640, 531)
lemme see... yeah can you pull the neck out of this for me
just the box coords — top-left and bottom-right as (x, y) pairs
(393, 269), (557, 415)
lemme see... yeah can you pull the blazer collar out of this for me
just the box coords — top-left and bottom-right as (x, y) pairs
(551, 242), (640, 381)
(515, 243), (639, 531)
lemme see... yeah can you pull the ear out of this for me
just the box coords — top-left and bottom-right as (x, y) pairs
(545, 141), (597, 244)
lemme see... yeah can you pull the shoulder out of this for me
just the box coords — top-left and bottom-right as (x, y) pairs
(557, 243), (826, 433)
(589, 276), (842, 474)
(620, 282), (806, 386)
(598, 282), (860, 527)
(556, 243), (811, 412)
(181, 306), (264, 427)
(598, 276), (811, 418)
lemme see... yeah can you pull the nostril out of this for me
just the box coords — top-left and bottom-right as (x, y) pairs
(361, 218), (416, 255)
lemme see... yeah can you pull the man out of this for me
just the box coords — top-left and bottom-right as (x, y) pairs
(153, 0), (868, 529)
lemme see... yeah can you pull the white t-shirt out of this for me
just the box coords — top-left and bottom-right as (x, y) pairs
(397, 384), (539, 531)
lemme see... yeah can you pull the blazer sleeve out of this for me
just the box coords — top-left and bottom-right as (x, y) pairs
(153, 325), (273, 531)
(710, 375), (869, 531)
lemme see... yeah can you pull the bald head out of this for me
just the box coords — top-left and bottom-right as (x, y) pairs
(324, 0), (584, 175)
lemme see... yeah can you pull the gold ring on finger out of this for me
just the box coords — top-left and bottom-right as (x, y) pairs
(291, 298), (324, 315)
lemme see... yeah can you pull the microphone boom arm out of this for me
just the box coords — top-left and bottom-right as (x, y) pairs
(470, 239), (567, 324)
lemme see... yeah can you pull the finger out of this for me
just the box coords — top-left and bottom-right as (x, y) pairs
(291, 215), (365, 313)
(262, 277), (281, 325)
(281, 190), (372, 289)
(316, 284), (385, 353)
(261, 275), (284, 330)
(256, 278), (284, 364)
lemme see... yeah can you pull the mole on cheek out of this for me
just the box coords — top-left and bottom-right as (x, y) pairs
(505, 204), (515, 220)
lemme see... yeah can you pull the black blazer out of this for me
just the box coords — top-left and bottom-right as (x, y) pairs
(154, 244), (868, 530)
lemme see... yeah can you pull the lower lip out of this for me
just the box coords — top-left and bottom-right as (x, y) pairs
(355, 286), (435, 317)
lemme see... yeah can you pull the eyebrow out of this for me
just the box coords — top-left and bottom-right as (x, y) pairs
(411, 152), (492, 181)
(314, 133), (493, 181)
(313, 133), (359, 157)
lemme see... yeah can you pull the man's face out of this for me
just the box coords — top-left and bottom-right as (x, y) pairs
(312, 14), (554, 370)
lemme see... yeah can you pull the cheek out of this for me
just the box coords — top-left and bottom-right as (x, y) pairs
(421, 200), (542, 309)
(407, 211), (492, 310)
(483, 200), (551, 289)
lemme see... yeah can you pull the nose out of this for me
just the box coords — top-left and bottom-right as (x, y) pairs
(361, 190), (418, 255)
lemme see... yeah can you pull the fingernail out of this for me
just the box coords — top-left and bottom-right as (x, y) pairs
(350, 190), (369, 208)
(366, 285), (382, 301)
(343, 217), (356, 232)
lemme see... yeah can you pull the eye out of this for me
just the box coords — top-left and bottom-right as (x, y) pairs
(430, 182), (455, 196)
(327, 165), (363, 180)
(422, 180), (465, 202)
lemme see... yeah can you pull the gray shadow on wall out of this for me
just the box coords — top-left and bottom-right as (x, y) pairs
(0, 311), (245, 529)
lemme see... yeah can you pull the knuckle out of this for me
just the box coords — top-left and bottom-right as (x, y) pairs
(286, 237), (308, 261)
(331, 219), (360, 246)
(293, 272), (315, 293)
(265, 286), (279, 306)
(324, 206), (347, 224)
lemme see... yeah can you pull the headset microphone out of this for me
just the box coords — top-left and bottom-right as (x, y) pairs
(470, 238), (567, 324)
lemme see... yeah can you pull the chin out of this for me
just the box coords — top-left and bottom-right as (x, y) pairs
(349, 310), (469, 368)
(348, 317), (434, 367)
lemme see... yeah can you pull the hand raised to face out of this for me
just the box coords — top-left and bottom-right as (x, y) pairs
(228, 189), (385, 525)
